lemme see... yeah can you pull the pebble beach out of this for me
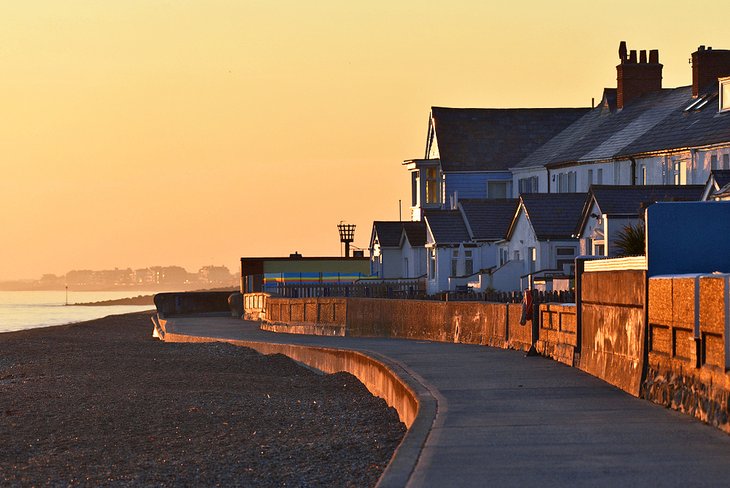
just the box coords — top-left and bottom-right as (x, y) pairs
(0, 312), (406, 487)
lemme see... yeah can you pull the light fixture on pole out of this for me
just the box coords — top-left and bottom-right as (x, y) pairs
(337, 222), (356, 258)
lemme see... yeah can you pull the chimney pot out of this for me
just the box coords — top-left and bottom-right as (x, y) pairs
(619, 41), (628, 62)
(616, 43), (663, 109)
(692, 46), (730, 97)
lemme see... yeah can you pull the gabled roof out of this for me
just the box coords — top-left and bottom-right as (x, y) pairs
(424, 210), (470, 245)
(515, 83), (730, 170)
(401, 221), (427, 247)
(429, 106), (589, 172)
(577, 185), (705, 236)
(591, 185), (704, 215)
(370, 221), (406, 249)
(458, 198), (520, 241)
(508, 193), (588, 240)
(702, 170), (730, 201)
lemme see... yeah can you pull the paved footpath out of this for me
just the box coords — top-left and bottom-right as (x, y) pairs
(166, 317), (730, 487)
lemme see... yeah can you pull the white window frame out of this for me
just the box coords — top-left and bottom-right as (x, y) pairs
(720, 77), (730, 112)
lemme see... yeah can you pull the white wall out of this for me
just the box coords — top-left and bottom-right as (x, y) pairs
(402, 240), (427, 278)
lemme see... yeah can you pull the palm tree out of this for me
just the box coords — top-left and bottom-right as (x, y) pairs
(614, 222), (645, 257)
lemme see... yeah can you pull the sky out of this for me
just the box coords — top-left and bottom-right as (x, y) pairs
(1, 0), (728, 280)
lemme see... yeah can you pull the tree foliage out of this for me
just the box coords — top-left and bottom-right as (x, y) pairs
(614, 222), (645, 257)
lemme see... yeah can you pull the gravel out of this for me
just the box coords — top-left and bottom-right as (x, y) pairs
(0, 312), (406, 487)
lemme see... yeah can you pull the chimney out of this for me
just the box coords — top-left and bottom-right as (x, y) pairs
(691, 46), (730, 97)
(616, 41), (663, 109)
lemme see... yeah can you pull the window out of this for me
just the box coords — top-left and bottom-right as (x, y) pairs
(500, 248), (508, 266)
(518, 176), (539, 194)
(556, 247), (576, 256)
(594, 244), (605, 256)
(528, 247), (536, 274)
(711, 155), (719, 170)
(411, 172), (418, 206)
(724, 154), (730, 170)
(640, 165), (647, 185)
(487, 181), (509, 199)
(429, 249), (436, 280)
(613, 162), (621, 184)
(673, 160), (687, 185)
(587, 169), (593, 188)
(464, 250), (474, 275)
(513, 250), (520, 261)
(597, 169), (603, 184)
(451, 249), (459, 277)
(569, 172), (576, 192)
(425, 168), (439, 204)
(721, 77), (730, 112)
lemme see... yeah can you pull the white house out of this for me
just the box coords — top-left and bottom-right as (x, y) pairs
(511, 43), (730, 196)
(399, 222), (427, 279)
(500, 193), (587, 289)
(369, 221), (407, 279)
(575, 185), (704, 257)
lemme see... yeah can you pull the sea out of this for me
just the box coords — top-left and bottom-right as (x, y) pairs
(0, 290), (157, 334)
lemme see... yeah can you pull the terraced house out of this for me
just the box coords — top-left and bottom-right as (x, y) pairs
(381, 41), (730, 294)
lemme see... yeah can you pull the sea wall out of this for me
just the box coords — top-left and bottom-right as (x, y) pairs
(643, 274), (730, 432)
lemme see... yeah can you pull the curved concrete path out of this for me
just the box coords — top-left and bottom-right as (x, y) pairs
(163, 316), (730, 487)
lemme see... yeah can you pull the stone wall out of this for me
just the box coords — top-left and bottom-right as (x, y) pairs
(579, 270), (646, 396)
(263, 297), (347, 336)
(643, 274), (730, 432)
(265, 297), (536, 352)
(536, 303), (578, 366)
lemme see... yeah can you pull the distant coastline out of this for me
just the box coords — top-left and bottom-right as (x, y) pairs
(72, 287), (237, 307)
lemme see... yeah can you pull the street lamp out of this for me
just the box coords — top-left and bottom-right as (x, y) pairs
(337, 222), (356, 258)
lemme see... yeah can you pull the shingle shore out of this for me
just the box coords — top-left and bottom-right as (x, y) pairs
(0, 312), (405, 487)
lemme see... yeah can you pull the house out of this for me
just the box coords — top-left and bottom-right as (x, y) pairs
(423, 210), (472, 294)
(369, 221), (428, 279)
(399, 221), (428, 279)
(575, 185), (704, 257)
(702, 169), (730, 201)
(369, 221), (407, 279)
(500, 193), (588, 289)
(511, 43), (730, 194)
(403, 106), (589, 220)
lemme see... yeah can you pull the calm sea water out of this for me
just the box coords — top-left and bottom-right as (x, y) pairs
(0, 290), (157, 333)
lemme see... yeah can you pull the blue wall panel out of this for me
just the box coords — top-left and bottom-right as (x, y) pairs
(647, 202), (730, 277)
(445, 172), (512, 199)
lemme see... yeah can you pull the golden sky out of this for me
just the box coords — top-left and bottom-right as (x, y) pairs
(1, 0), (727, 280)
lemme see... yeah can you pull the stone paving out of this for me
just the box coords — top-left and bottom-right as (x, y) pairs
(164, 316), (730, 487)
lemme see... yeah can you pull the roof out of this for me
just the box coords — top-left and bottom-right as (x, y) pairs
(710, 170), (730, 189)
(371, 221), (405, 248)
(590, 185), (704, 215)
(401, 221), (427, 247)
(515, 83), (730, 169)
(424, 210), (471, 245)
(430, 107), (589, 172)
(510, 193), (589, 240)
(458, 199), (520, 241)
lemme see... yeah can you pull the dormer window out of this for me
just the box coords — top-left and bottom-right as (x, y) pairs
(721, 77), (730, 112)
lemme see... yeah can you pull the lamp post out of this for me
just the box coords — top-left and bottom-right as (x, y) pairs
(337, 222), (356, 258)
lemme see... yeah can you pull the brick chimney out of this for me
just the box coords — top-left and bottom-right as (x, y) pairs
(616, 41), (662, 109)
(692, 46), (730, 97)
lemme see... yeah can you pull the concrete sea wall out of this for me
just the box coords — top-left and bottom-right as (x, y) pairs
(258, 270), (730, 433)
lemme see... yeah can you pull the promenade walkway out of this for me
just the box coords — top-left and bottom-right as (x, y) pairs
(163, 316), (730, 487)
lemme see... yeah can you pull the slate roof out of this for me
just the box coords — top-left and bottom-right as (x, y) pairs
(515, 83), (730, 169)
(430, 107), (589, 172)
(371, 221), (405, 248)
(401, 221), (427, 247)
(424, 210), (471, 245)
(511, 193), (589, 240)
(709, 170), (730, 189)
(458, 199), (520, 241)
(590, 185), (705, 215)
